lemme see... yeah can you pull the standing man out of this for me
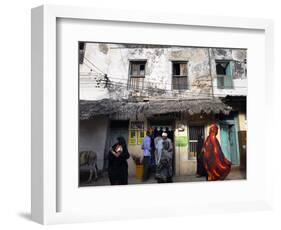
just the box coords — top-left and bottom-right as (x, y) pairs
(155, 132), (174, 183)
(162, 132), (173, 154)
(154, 130), (163, 165)
(161, 132), (173, 182)
(141, 130), (152, 181)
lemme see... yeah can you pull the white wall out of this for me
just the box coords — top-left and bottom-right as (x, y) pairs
(1, 0), (281, 229)
(80, 45), (220, 100)
(79, 117), (109, 169)
(80, 44), (247, 101)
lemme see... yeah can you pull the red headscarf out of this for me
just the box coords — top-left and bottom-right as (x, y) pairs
(203, 124), (231, 181)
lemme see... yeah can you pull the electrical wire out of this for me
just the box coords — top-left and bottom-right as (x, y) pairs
(84, 56), (107, 75)
(81, 55), (247, 98)
(81, 58), (247, 89)
(84, 78), (246, 98)
(80, 73), (247, 89)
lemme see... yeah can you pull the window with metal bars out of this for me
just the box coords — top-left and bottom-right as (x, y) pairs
(172, 61), (188, 90)
(128, 61), (146, 90)
(188, 126), (205, 160)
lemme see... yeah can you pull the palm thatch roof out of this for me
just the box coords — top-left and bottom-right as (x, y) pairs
(80, 98), (232, 120)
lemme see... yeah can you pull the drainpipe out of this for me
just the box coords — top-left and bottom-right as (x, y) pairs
(208, 48), (215, 99)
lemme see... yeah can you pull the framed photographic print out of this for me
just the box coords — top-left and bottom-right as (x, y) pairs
(31, 5), (274, 225)
(78, 42), (247, 187)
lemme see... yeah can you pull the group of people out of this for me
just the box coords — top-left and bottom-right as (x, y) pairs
(107, 128), (174, 185)
(107, 123), (231, 185)
(141, 130), (174, 183)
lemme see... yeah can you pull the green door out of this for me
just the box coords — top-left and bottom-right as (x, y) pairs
(220, 123), (239, 164)
(220, 124), (231, 161)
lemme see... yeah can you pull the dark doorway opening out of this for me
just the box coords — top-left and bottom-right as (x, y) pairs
(148, 119), (176, 173)
(104, 120), (129, 170)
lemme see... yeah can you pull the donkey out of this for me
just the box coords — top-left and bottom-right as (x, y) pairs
(79, 151), (99, 183)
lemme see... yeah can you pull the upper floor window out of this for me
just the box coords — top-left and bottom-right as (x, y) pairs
(172, 61), (188, 90)
(129, 61), (146, 90)
(216, 61), (233, 89)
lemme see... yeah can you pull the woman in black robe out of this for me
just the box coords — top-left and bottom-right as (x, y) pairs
(196, 134), (207, 177)
(108, 136), (130, 185)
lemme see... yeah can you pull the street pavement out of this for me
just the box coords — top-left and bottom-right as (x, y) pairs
(80, 166), (246, 187)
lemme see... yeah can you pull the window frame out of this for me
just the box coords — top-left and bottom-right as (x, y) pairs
(171, 60), (189, 90)
(129, 60), (147, 78)
(188, 125), (205, 161)
(215, 60), (234, 89)
(128, 121), (145, 145)
(128, 60), (147, 90)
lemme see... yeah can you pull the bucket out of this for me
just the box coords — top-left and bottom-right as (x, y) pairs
(135, 164), (144, 179)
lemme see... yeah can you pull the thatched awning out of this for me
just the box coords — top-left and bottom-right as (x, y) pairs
(80, 98), (232, 120)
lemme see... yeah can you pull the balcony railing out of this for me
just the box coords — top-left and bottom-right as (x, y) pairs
(128, 76), (145, 90)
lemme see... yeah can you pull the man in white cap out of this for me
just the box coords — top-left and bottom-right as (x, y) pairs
(161, 132), (173, 151)
(155, 132), (174, 183)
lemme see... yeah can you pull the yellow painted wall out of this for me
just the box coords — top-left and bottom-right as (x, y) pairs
(127, 119), (148, 177)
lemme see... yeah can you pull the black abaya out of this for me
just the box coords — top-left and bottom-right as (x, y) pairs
(108, 143), (130, 185)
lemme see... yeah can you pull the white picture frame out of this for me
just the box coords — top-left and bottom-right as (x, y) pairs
(31, 5), (274, 225)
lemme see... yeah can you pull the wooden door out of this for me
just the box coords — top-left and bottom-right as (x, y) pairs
(238, 131), (247, 170)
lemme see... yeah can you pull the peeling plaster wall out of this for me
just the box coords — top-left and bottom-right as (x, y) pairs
(80, 44), (233, 100)
(80, 44), (247, 100)
(211, 48), (247, 96)
(80, 43), (112, 100)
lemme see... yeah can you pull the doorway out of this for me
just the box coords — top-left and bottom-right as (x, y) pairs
(148, 120), (175, 172)
(219, 122), (240, 165)
(104, 120), (129, 170)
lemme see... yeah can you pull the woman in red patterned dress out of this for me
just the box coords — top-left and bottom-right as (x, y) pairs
(202, 124), (231, 181)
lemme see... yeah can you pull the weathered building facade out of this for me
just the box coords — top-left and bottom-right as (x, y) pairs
(79, 43), (247, 177)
